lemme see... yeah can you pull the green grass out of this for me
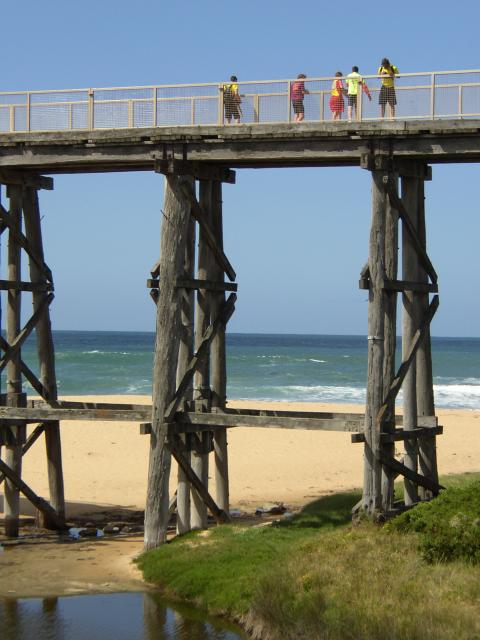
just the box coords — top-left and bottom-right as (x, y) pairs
(138, 475), (480, 640)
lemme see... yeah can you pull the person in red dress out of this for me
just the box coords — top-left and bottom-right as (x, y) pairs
(329, 71), (346, 121)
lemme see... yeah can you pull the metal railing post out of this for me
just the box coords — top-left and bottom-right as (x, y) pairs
(191, 98), (196, 126)
(128, 100), (134, 128)
(430, 73), (436, 119)
(253, 94), (260, 123)
(287, 81), (292, 122)
(88, 89), (94, 130)
(357, 88), (362, 122)
(458, 85), (463, 118)
(26, 93), (31, 132)
(218, 84), (224, 125)
(153, 87), (157, 127)
(9, 106), (15, 132)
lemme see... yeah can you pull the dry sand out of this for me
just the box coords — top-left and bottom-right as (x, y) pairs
(1, 395), (480, 597)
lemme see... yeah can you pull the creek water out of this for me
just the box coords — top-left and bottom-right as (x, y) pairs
(0, 592), (246, 640)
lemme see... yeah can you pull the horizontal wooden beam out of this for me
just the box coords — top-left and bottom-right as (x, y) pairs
(382, 279), (438, 293)
(352, 424), (442, 444)
(29, 399), (151, 412)
(147, 277), (237, 293)
(174, 410), (366, 433)
(0, 279), (53, 292)
(155, 159), (236, 184)
(0, 406), (151, 422)
(0, 170), (53, 190)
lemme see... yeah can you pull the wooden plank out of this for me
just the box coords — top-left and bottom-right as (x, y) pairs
(382, 279), (438, 293)
(174, 411), (365, 432)
(155, 159), (236, 184)
(179, 180), (236, 282)
(0, 280), (52, 292)
(147, 278), (237, 293)
(376, 296), (439, 428)
(386, 181), (438, 284)
(164, 293), (236, 423)
(352, 425), (443, 443)
(169, 437), (229, 524)
(0, 458), (64, 529)
(0, 170), (53, 190)
(29, 399), (150, 412)
(0, 406), (151, 421)
(378, 452), (443, 494)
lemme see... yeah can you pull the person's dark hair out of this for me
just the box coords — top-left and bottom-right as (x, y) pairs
(230, 75), (238, 82)
(297, 73), (306, 79)
(335, 71), (343, 77)
(352, 66), (359, 72)
(381, 58), (390, 67)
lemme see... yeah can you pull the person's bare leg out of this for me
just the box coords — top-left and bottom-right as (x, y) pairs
(348, 104), (353, 121)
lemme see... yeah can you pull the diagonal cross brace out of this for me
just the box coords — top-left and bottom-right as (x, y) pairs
(385, 180), (437, 284)
(379, 452), (444, 495)
(179, 180), (236, 282)
(169, 436), (229, 523)
(0, 293), (54, 373)
(0, 457), (64, 529)
(0, 334), (51, 401)
(376, 295), (439, 428)
(164, 293), (236, 422)
(0, 204), (53, 283)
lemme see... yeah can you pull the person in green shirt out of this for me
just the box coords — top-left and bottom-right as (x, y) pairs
(346, 66), (370, 122)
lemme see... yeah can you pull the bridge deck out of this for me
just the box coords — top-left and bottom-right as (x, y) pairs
(1, 120), (479, 173)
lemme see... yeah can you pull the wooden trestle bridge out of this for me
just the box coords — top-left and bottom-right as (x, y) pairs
(0, 74), (480, 547)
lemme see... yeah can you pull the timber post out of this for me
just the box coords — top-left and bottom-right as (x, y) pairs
(4, 184), (25, 537)
(175, 184), (196, 535)
(191, 179), (213, 530)
(362, 168), (388, 513)
(210, 180), (229, 513)
(144, 174), (191, 550)
(23, 186), (65, 525)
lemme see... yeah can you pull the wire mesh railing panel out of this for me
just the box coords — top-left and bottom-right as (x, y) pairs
(2, 71), (480, 133)
(0, 106), (10, 132)
(31, 104), (73, 131)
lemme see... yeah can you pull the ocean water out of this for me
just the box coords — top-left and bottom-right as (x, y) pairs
(10, 331), (480, 409)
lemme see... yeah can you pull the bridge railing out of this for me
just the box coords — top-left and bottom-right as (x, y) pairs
(1, 70), (480, 133)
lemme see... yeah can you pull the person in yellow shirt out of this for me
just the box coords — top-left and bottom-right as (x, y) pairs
(378, 58), (399, 118)
(222, 75), (242, 125)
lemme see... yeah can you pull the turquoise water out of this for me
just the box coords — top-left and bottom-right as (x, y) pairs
(0, 593), (246, 640)
(12, 331), (480, 408)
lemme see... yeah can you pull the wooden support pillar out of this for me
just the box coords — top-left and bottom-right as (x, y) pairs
(23, 187), (65, 525)
(362, 170), (388, 513)
(210, 180), (229, 513)
(144, 174), (191, 550)
(401, 170), (421, 506)
(4, 184), (25, 537)
(415, 172), (439, 498)
(191, 179), (212, 530)
(176, 191), (196, 535)
(381, 175), (399, 511)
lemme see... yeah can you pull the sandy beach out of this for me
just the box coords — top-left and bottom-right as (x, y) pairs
(1, 396), (480, 597)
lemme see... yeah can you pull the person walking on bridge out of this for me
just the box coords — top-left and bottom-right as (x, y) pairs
(329, 71), (346, 120)
(291, 73), (309, 122)
(222, 75), (242, 125)
(378, 58), (399, 118)
(346, 66), (371, 122)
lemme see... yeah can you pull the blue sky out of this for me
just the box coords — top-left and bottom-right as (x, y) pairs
(1, 0), (479, 336)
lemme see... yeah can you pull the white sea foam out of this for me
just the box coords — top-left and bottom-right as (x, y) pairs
(309, 359), (326, 363)
(433, 384), (480, 409)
